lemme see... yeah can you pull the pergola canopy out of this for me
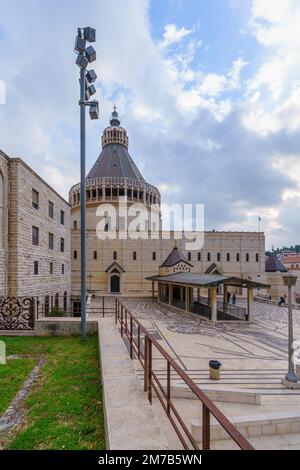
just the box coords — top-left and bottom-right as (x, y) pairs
(146, 272), (270, 289)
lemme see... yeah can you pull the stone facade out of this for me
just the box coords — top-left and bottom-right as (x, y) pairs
(70, 226), (266, 297)
(0, 109), (268, 306)
(0, 151), (9, 296)
(0, 153), (71, 308)
(69, 110), (266, 299)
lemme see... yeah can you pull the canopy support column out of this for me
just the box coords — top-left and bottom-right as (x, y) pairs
(152, 281), (155, 298)
(210, 287), (217, 322)
(169, 284), (173, 307)
(247, 287), (253, 321)
(223, 284), (228, 306)
(185, 287), (189, 312)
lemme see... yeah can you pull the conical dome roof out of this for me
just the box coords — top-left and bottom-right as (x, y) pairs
(87, 107), (145, 181)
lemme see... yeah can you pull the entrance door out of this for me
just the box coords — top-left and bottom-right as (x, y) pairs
(110, 274), (120, 293)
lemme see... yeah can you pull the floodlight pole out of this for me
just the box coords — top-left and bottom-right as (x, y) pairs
(80, 66), (87, 340)
(286, 281), (296, 383)
(75, 26), (98, 340)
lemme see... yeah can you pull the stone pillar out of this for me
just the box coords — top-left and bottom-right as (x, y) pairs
(247, 288), (253, 321)
(169, 284), (173, 306)
(223, 284), (228, 305)
(185, 286), (189, 312)
(210, 287), (217, 322)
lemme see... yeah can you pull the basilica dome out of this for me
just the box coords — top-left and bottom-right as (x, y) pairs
(69, 107), (160, 208)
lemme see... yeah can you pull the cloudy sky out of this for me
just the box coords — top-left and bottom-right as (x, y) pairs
(0, 0), (299, 249)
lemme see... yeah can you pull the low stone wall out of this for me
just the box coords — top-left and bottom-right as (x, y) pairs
(35, 318), (98, 336)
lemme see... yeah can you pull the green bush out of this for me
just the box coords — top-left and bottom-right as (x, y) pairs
(48, 308), (67, 317)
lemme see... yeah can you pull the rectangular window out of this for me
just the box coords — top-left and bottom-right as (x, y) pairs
(246, 253), (249, 262)
(217, 252), (221, 262)
(236, 253), (240, 262)
(227, 253), (230, 262)
(48, 233), (54, 250)
(32, 226), (39, 246)
(32, 189), (39, 209)
(256, 253), (259, 262)
(73, 220), (77, 230)
(188, 252), (191, 261)
(113, 251), (117, 260)
(133, 251), (137, 260)
(62, 264), (64, 274)
(60, 237), (65, 253)
(60, 210), (65, 225)
(152, 251), (156, 261)
(197, 252), (201, 261)
(207, 252), (211, 262)
(34, 261), (38, 275)
(50, 262), (53, 274)
(48, 201), (54, 218)
(74, 250), (77, 260)
(93, 251), (97, 260)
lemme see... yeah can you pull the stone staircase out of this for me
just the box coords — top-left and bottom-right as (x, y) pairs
(191, 409), (300, 447)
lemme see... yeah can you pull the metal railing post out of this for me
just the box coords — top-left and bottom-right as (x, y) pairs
(167, 361), (171, 415)
(130, 316), (133, 359)
(148, 339), (152, 404)
(121, 306), (124, 337)
(137, 325), (140, 359)
(202, 404), (210, 450)
(144, 336), (149, 392)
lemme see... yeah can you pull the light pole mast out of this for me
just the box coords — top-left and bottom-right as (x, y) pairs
(74, 27), (99, 339)
(282, 273), (298, 387)
(80, 66), (87, 339)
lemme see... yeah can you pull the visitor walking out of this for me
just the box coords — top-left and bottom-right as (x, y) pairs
(278, 296), (285, 307)
(232, 294), (236, 305)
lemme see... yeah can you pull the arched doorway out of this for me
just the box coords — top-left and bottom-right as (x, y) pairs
(110, 274), (120, 293)
(105, 261), (125, 294)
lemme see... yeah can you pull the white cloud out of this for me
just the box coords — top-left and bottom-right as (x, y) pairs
(160, 23), (193, 48)
(244, 0), (300, 133)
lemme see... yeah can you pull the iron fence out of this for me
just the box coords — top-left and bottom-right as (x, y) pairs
(0, 297), (35, 330)
(115, 300), (254, 451)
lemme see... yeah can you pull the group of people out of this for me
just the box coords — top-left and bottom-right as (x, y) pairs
(227, 292), (236, 305)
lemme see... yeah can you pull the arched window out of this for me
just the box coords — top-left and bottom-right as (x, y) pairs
(55, 293), (59, 308)
(0, 171), (4, 249)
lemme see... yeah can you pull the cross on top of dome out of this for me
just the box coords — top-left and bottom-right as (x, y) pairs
(110, 105), (120, 127)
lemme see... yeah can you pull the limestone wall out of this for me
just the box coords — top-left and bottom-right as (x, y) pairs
(7, 159), (71, 304)
(70, 203), (266, 297)
(0, 151), (8, 296)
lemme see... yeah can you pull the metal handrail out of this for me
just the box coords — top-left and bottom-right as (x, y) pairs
(115, 300), (254, 451)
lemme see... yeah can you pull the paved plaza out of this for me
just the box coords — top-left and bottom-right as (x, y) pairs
(116, 297), (300, 449)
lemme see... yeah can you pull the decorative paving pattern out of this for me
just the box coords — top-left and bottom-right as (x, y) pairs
(119, 297), (300, 399)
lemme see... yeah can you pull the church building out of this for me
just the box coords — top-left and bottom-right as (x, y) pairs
(69, 108), (266, 298)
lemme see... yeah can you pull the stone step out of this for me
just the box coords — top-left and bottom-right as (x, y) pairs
(171, 384), (261, 405)
(191, 410), (300, 442)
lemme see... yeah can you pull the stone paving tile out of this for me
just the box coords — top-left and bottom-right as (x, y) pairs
(116, 298), (300, 449)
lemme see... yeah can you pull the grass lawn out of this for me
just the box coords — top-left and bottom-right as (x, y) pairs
(0, 358), (36, 415)
(0, 336), (105, 450)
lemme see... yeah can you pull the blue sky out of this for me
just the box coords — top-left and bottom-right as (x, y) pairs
(0, 0), (300, 249)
